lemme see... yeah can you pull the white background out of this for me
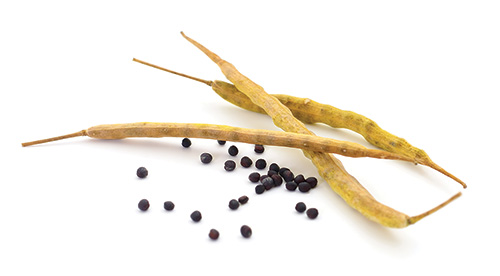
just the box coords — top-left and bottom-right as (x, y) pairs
(1, 1), (499, 275)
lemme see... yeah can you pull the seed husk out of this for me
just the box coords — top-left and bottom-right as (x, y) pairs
(136, 167), (148, 178)
(209, 229), (220, 240)
(229, 199), (240, 210)
(224, 160), (236, 171)
(181, 137), (192, 148)
(190, 210), (202, 222)
(163, 201), (175, 211)
(200, 152), (213, 164)
(295, 202), (307, 213)
(240, 225), (252, 238)
(138, 199), (150, 211)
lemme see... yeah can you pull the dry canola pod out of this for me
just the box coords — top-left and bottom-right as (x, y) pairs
(132, 58), (466, 189)
(178, 32), (461, 228)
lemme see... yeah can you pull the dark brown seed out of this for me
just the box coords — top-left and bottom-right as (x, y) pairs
(163, 201), (175, 211)
(254, 144), (265, 154)
(306, 177), (318, 188)
(217, 140), (226, 145)
(209, 229), (220, 240)
(282, 170), (295, 182)
(240, 156), (253, 168)
(190, 210), (202, 222)
(238, 195), (249, 204)
(269, 163), (280, 172)
(181, 138), (192, 148)
(248, 172), (261, 183)
(228, 145), (239, 156)
(294, 174), (306, 184)
(267, 170), (278, 177)
(295, 202), (307, 213)
(224, 160), (236, 171)
(306, 208), (319, 219)
(298, 182), (312, 193)
(255, 184), (265, 194)
(200, 152), (213, 164)
(138, 199), (150, 211)
(261, 176), (274, 190)
(285, 181), (298, 191)
(136, 167), (148, 178)
(229, 199), (240, 210)
(278, 167), (289, 176)
(271, 174), (283, 186)
(240, 225), (252, 238)
(255, 159), (267, 170)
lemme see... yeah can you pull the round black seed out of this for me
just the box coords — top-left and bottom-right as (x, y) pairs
(298, 182), (312, 193)
(200, 152), (213, 164)
(255, 184), (265, 194)
(294, 174), (306, 184)
(163, 201), (175, 211)
(254, 144), (265, 154)
(238, 195), (249, 204)
(240, 156), (253, 168)
(271, 174), (283, 186)
(190, 210), (202, 222)
(306, 177), (318, 188)
(229, 199), (240, 210)
(240, 225), (252, 238)
(267, 170), (278, 177)
(181, 138), (192, 148)
(295, 202), (307, 213)
(224, 160), (236, 171)
(217, 140), (226, 145)
(306, 208), (319, 219)
(285, 181), (298, 191)
(136, 167), (148, 178)
(248, 172), (261, 183)
(138, 199), (150, 211)
(255, 159), (267, 170)
(278, 167), (290, 176)
(269, 163), (280, 172)
(228, 145), (239, 156)
(282, 170), (295, 182)
(209, 229), (219, 240)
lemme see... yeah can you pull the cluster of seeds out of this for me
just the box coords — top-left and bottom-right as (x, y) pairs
(295, 202), (319, 219)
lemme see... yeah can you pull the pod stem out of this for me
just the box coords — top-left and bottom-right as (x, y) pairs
(22, 130), (87, 147)
(424, 160), (467, 189)
(408, 192), (462, 225)
(132, 58), (213, 86)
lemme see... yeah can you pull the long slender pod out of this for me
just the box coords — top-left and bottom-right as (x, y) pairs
(179, 32), (461, 228)
(21, 122), (415, 162)
(132, 58), (466, 188)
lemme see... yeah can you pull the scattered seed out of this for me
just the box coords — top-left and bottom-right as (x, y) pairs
(224, 160), (236, 171)
(136, 167), (148, 178)
(261, 176), (274, 190)
(298, 182), (312, 193)
(217, 140), (226, 145)
(200, 152), (213, 164)
(238, 195), (249, 204)
(269, 163), (280, 172)
(306, 177), (318, 188)
(229, 199), (240, 210)
(295, 202), (307, 213)
(209, 229), (220, 240)
(306, 208), (319, 219)
(228, 145), (239, 156)
(294, 174), (306, 184)
(181, 138), (192, 148)
(281, 170), (295, 182)
(254, 144), (265, 154)
(240, 225), (252, 238)
(255, 159), (267, 170)
(285, 181), (298, 191)
(240, 156), (253, 168)
(138, 199), (150, 211)
(163, 201), (175, 211)
(248, 172), (261, 183)
(190, 210), (202, 222)
(271, 174), (283, 186)
(255, 184), (265, 194)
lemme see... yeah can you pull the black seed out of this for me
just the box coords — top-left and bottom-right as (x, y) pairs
(269, 163), (280, 172)
(138, 199), (150, 211)
(254, 144), (265, 154)
(181, 138), (192, 148)
(255, 159), (267, 170)
(136, 167), (148, 178)
(295, 202), (307, 213)
(209, 229), (219, 240)
(248, 172), (261, 183)
(261, 176), (274, 190)
(228, 145), (239, 156)
(238, 195), (249, 204)
(285, 181), (298, 191)
(271, 174), (283, 186)
(278, 167), (290, 176)
(200, 152), (213, 164)
(267, 170), (278, 177)
(229, 199), (240, 210)
(298, 182), (312, 193)
(260, 174), (268, 182)
(190, 210), (202, 222)
(163, 201), (175, 211)
(306, 177), (318, 188)
(217, 140), (226, 145)
(255, 184), (265, 194)
(282, 170), (295, 182)
(224, 160), (236, 171)
(306, 208), (319, 219)
(240, 156), (253, 168)
(240, 225), (252, 238)
(294, 174), (306, 184)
